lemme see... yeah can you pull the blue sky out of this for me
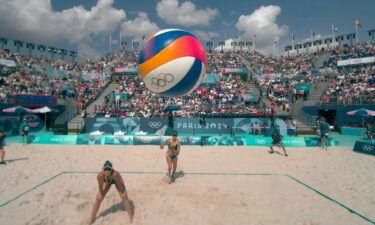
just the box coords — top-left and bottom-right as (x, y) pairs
(1, 0), (374, 58)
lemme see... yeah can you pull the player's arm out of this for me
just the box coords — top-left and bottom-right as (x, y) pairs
(160, 139), (170, 149)
(176, 141), (181, 156)
(97, 173), (104, 195)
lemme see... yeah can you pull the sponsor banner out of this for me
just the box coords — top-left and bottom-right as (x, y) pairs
(175, 118), (234, 135)
(84, 117), (139, 135)
(30, 135), (77, 144)
(161, 136), (202, 145)
(246, 136), (307, 146)
(84, 117), (289, 136)
(0, 58), (16, 67)
(337, 56), (375, 67)
(219, 67), (247, 74)
(353, 140), (375, 156)
(201, 136), (246, 146)
(114, 67), (138, 74)
(234, 118), (288, 136)
(133, 136), (161, 145)
(140, 118), (168, 134)
(246, 136), (271, 146)
(281, 137), (306, 146)
(20, 134), (331, 147)
(76, 134), (133, 145)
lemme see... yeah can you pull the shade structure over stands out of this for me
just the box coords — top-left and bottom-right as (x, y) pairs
(30, 106), (59, 130)
(31, 106), (59, 113)
(347, 108), (375, 116)
(164, 105), (181, 112)
(3, 106), (34, 121)
(347, 108), (375, 127)
(3, 106), (33, 113)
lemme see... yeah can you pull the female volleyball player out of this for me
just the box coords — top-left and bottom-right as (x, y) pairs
(269, 129), (288, 157)
(160, 131), (181, 184)
(89, 161), (133, 224)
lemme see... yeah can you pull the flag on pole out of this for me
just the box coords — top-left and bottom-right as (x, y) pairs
(119, 33), (122, 50)
(291, 33), (295, 50)
(109, 35), (112, 52)
(356, 19), (362, 28)
(253, 34), (256, 39)
(332, 25), (338, 32)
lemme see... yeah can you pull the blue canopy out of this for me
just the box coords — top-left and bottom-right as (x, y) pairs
(164, 105), (181, 112)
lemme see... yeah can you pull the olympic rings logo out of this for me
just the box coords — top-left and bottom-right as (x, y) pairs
(142, 138), (152, 143)
(255, 139), (266, 144)
(362, 144), (374, 152)
(151, 73), (174, 90)
(148, 122), (162, 128)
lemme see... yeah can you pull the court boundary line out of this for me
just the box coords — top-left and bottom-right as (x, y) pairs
(0, 171), (374, 224)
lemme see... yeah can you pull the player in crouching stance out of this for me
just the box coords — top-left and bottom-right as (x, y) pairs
(269, 130), (288, 157)
(89, 161), (133, 224)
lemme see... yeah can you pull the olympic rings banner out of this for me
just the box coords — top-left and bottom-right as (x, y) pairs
(353, 140), (375, 156)
(83, 117), (290, 136)
(21, 134), (334, 147)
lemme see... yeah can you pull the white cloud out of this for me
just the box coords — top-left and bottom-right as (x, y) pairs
(214, 39), (236, 51)
(156, 0), (218, 26)
(193, 30), (219, 41)
(302, 34), (323, 42)
(236, 5), (288, 54)
(121, 12), (160, 39)
(0, 0), (125, 58)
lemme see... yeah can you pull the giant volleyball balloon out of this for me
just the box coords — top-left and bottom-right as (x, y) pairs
(138, 29), (207, 97)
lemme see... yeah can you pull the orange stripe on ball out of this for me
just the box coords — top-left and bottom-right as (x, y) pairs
(139, 36), (207, 79)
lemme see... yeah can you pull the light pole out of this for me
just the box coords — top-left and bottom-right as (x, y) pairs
(13, 40), (23, 52)
(246, 42), (252, 51)
(368, 29), (375, 42)
(70, 51), (77, 62)
(38, 45), (46, 58)
(0, 38), (8, 50)
(26, 43), (35, 56)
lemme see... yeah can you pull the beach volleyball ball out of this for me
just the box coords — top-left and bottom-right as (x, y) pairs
(138, 29), (207, 97)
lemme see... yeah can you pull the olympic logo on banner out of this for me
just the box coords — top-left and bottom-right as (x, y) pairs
(142, 138), (152, 144)
(148, 122), (162, 128)
(151, 73), (174, 89)
(362, 144), (374, 152)
(255, 139), (266, 144)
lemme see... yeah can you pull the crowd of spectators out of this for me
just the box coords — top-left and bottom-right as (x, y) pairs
(2, 41), (375, 119)
(321, 64), (375, 104)
(0, 50), (111, 110)
(207, 51), (247, 73)
(240, 51), (323, 112)
(90, 73), (267, 118)
(326, 42), (375, 67)
(320, 42), (375, 105)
